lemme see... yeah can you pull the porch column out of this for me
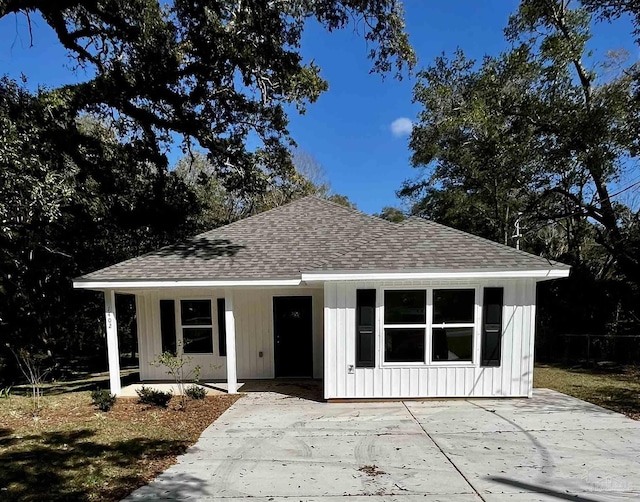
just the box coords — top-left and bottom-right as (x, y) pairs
(224, 289), (238, 394)
(104, 289), (121, 395)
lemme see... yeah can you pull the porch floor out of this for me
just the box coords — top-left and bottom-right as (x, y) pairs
(118, 379), (323, 399)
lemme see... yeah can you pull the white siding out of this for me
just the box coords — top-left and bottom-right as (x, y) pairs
(135, 287), (324, 381)
(323, 278), (537, 399)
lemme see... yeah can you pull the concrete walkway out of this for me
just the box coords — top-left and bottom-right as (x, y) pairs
(125, 387), (640, 501)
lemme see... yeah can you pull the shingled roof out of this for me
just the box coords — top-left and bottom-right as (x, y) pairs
(75, 195), (569, 284)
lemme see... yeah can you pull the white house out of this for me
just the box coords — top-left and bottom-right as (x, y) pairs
(73, 196), (570, 400)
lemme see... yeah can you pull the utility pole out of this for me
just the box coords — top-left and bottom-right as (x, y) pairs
(513, 212), (523, 250)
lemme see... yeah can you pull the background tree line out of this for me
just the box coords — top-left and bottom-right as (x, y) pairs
(0, 0), (411, 382)
(400, 0), (640, 363)
(2, 0), (640, 383)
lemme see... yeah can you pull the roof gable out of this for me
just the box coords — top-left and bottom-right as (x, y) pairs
(312, 216), (565, 272)
(76, 196), (569, 283)
(78, 196), (393, 281)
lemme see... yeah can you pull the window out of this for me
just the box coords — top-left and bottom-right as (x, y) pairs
(384, 290), (426, 363)
(159, 300), (177, 354)
(180, 300), (213, 353)
(431, 289), (475, 362)
(356, 290), (376, 367)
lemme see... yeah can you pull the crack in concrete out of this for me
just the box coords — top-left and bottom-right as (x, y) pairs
(402, 400), (486, 502)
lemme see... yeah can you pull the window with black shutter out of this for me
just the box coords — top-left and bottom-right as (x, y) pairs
(159, 299), (177, 354)
(217, 298), (227, 357)
(356, 289), (376, 367)
(180, 299), (214, 353)
(481, 287), (504, 366)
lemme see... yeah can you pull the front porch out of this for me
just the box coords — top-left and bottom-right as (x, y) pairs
(101, 286), (325, 396)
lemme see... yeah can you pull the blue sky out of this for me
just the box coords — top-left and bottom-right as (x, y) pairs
(0, 1), (636, 214)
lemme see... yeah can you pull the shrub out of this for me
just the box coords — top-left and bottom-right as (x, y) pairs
(185, 385), (206, 400)
(12, 349), (55, 415)
(150, 344), (201, 409)
(136, 386), (172, 408)
(90, 389), (116, 412)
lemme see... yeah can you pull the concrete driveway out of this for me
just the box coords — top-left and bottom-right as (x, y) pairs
(126, 385), (640, 501)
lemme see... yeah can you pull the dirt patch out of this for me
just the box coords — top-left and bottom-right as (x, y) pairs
(358, 464), (387, 477)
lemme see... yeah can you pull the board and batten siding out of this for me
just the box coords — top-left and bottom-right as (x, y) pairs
(135, 287), (324, 381)
(323, 279), (537, 400)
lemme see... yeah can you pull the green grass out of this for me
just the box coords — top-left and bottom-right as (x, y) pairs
(534, 364), (640, 419)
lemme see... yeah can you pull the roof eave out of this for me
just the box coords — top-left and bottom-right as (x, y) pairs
(72, 278), (302, 290)
(301, 268), (571, 282)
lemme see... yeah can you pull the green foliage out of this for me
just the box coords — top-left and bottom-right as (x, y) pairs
(0, 386), (11, 399)
(173, 149), (354, 227)
(135, 386), (172, 408)
(0, 79), (203, 377)
(582, 1), (640, 46)
(90, 389), (116, 412)
(184, 385), (207, 400)
(0, 2), (413, 381)
(405, 0), (640, 281)
(326, 194), (357, 209)
(403, 0), (640, 353)
(376, 206), (405, 222)
(0, 1), (413, 197)
(150, 346), (201, 409)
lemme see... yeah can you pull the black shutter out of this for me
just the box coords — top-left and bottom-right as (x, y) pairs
(356, 289), (376, 368)
(481, 287), (504, 367)
(159, 300), (177, 354)
(217, 298), (227, 356)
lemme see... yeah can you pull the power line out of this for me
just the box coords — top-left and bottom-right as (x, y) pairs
(520, 177), (640, 237)
(592, 177), (640, 204)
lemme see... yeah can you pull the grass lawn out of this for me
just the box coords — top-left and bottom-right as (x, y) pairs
(0, 392), (240, 501)
(534, 364), (640, 420)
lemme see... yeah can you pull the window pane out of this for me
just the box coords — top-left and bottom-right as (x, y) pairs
(433, 289), (475, 324)
(183, 327), (213, 353)
(384, 290), (426, 324)
(432, 327), (473, 361)
(180, 300), (212, 326)
(384, 328), (425, 363)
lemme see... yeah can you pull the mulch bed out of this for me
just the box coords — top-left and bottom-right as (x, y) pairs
(109, 394), (240, 439)
(0, 393), (241, 501)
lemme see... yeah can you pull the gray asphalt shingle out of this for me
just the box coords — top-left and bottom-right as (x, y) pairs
(76, 196), (569, 282)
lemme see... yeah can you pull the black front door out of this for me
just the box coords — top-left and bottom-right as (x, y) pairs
(273, 296), (313, 378)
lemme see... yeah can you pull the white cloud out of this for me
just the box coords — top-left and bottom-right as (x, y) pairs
(390, 117), (413, 137)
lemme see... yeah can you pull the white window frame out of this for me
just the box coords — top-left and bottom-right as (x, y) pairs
(381, 288), (428, 366)
(379, 285), (480, 368)
(429, 287), (479, 365)
(178, 298), (215, 355)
